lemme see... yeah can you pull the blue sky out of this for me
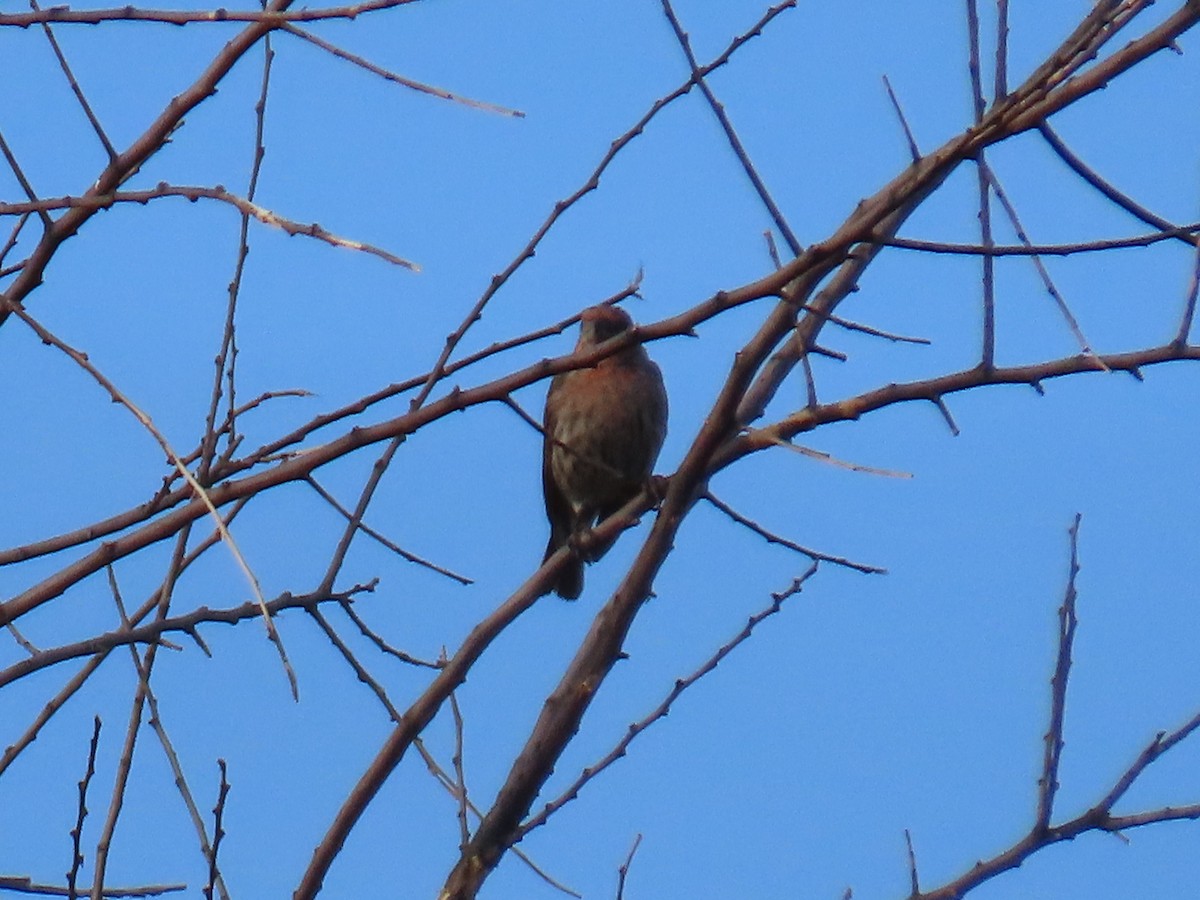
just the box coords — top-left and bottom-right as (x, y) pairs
(3, 2), (1200, 898)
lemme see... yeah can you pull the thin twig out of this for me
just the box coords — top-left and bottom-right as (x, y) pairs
(449, 691), (471, 851)
(980, 161), (1105, 366)
(0, 0), (423, 26)
(931, 395), (960, 436)
(0, 185), (418, 270)
(615, 833), (643, 900)
(1174, 222), (1200, 347)
(0, 876), (186, 897)
(800, 352), (818, 409)
(1038, 122), (1195, 248)
(1036, 514), (1080, 832)
(0, 502), (251, 776)
(878, 226), (1200, 257)
(660, 0), (802, 255)
(306, 605), (403, 721)
(0, 212), (30, 270)
(882, 75), (921, 162)
(802, 303), (932, 345)
(1, 583), (372, 690)
(6, 621), (38, 655)
(754, 430), (913, 478)
(317, 437), (404, 595)
(764, 230), (783, 268)
(0, 300), (300, 697)
(703, 491), (886, 574)
(0, 128), (52, 230)
(995, 0), (1010, 99)
(337, 600), (442, 669)
(89, 530), (191, 900)
(521, 564), (821, 836)
(904, 828), (920, 897)
(30, 0), (117, 160)
(282, 25), (524, 117)
(204, 761), (230, 900)
(199, 33), (275, 484)
(967, 0), (997, 368)
(67, 717), (102, 900)
(106, 567), (229, 900)
(306, 475), (473, 585)
(406, 1), (798, 413)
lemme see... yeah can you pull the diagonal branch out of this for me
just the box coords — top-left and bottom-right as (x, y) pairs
(30, 0), (118, 161)
(659, 0), (802, 255)
(435, 11), (1200, 893)
(281, 24), (524, 117)
(406, 0), (798, 412)
(0, 0), (298, 328)
(519, 563), (820, 837)
(1039, 122), (1197, 248)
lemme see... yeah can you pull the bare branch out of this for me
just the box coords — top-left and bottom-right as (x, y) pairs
(0, 127), (52, 230)
(67, 716), (102, 900)
(521, 563), (820, 837)
(904, 828), (920, 897)
(1035, 514), (1081, 832)
(107, 568), (230, 900)
(199, 34), (275, 485)
(306, 475), (473, 585)
(932, 395), (960, 436)
(754, 431), (913, 478)
(450, 691), (471, 851)
(0, 299), (300, 698)
(660, 0), (802, 255)
(1038, 122), (1196, 248)
(406, 0), (798, 412)
(0, 211), (29, 270)
(0, 876), (185, 898)
(204, 761), (230, 900)
(980, 161), (1103, 364)
(882, 74), (922, 163)
(1, 500), (250, 777)
(281, 24), (524, 117)
(615, 834), (643, 900)
(30, 0), (118, 161)
(89, 531), (193, 900)
(337, 600), (443, 670)
(1, 583), (372, 690)
(1175, 225), (1200, 346)
(915, 514), (1200, 899)
(879, 225), (1200, 257)
(0, 0), (300, 329)
(0, 0), (421, 27)
(966, 0), (997, 368)
(702, 491), (885, 574)
(994, 0), (1010, 99)
(0, 185), (417, 270)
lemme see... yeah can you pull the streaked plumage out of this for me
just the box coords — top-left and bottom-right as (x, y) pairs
(542, 306), (668, 599)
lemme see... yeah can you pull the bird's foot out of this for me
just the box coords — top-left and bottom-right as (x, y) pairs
(567, 527), (606, 563)
(647, 474), (669, 508)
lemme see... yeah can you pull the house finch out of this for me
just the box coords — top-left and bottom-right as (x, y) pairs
(542, 305), (668, 599)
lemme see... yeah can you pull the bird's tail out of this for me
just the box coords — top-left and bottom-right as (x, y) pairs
(543, 534), (584, 600)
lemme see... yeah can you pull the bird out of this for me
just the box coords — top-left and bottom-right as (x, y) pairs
(541, 305), (668, 599)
